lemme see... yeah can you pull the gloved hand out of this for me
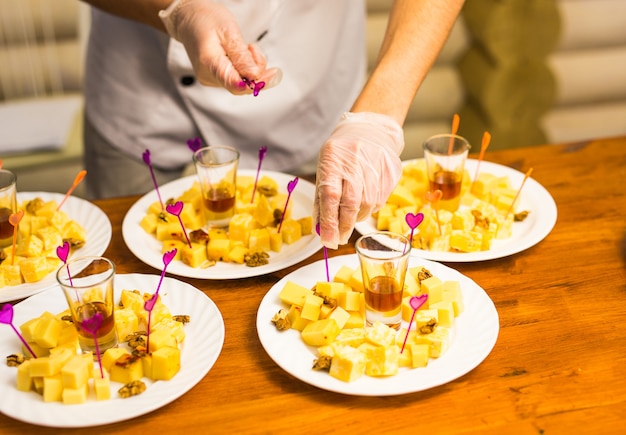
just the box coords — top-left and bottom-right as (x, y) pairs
(159, 0), (281, 94)
(314, 112), (405, 249)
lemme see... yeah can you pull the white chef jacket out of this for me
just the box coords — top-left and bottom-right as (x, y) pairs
(84, 0), (367, 172)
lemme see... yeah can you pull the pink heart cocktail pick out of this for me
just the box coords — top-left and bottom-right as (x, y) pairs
(425, 190), (443, 236)
(142, 149), (164, 210)
(240, 77), (266, 96)
(81, 312), (104, 378)
(56, 241), (73, 286)
(144, 249), (177, 351)
(277, 177), (298, 233)
(186, 137), (203, 153)
(57, 170), (86, 211)
(166, 201), (191, 248)
(251, 146), (267, 203)
(315, 223), (330, 281)
(1, 303), (37, 358)
(9, 211), (24, 266)
(472, 131), (491, 190)
(400, 294), (429, 354)
(405, 212), (424, 245)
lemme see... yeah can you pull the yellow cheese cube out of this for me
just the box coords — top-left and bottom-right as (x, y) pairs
(364, 345), (399, 377)
(151, 347), (181, 381)
(19, 257), (50, 283)
(33, 311), (64, 348)
(207, 238), (230, 261)
(43, 374), (64, 402)
(155, 221), (183, 241)
(409, 343), (430, 368)
(249, 227), (271, 252)
(315, 281), (343, 299)
(365, 321), (397, 347)
(278, 281), (312, 307)
(110, 355), (143, 384)
(92, 368), (111, 401)
(333, 265), (355, 286)
(420, 276), (443, 307)
(297, 216), (313, 235)
(62, 383), (89, 404)
(301, 319), (341, 346)
(387, 183), (416, 207)
(430, 301), (455, 327)
(415, 327), (450, 358)
(115, 307), (139, 342)
(102, 348), (131, 373)
(450, 230), (483, 253)
(348, 267), (364, 293)
(140, 212), (159, 234)
(19, 317), (40, 342)
(61, 355), (92, 389)
(252, 195), (276, 228)
(334, 328), (366, 347)
(327, 306), (351, 329)
(229, 213), (254, 245)
(442, 280), (464, 316)
(343, 311), (365, 329)
(16, 359), (34, 392)
(15, 234), (44, 257)
(148, 328), (178, 352)
(338, 290), (361, 312)
(152, 318), (186, 343)
(267, 227), (283, 253)
(300, 293), (324, 321)
(35, 226), (64, 252)
(329, 346), (366, 382)
(286, 305), (310, 331)
(161, 240), (185, 260)
(280, 219), (302, 244)
(181, 242), (209, 268)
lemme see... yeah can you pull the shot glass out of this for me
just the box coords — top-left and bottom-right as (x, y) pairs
(0, 169), (17, 248)
(193, 146), (240, 228)
(56, 256), (118, 354)
(355, 231), (411, 330)
(423, 134), (471, 212)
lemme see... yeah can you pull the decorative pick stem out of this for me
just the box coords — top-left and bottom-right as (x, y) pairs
(277, 177), (298, 233)
(506, 168), (534, 219)
(447, 113), (460, 156)
(400, 294), (428, 354)
(251, 146), (267, 203)
(80, 313), (104, 378)
(142, 150), (164, 210)
(186, 137), (203, 153)
(166, 201), (192, 248)
(8, 211), (24, 266)
(425, 190), (443, 236)
(472, 131), (491, 190)
(1, 304), (38, 358)
(57, 170), (86, 211)
(405, 212), (424, 246)
(144, 249), (177, 351)
(315, 223), (330, 281)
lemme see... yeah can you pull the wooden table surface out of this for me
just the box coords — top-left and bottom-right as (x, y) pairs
(1, 136), (625, 434)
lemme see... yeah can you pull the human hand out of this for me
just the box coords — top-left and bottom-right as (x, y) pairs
(159, 0), (281, 94)
(314, 112), (404, 249)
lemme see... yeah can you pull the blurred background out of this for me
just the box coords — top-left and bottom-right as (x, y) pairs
(1, 0), (625, 198)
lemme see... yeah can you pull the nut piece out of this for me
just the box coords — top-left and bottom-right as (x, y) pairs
(514, 210), (530, 222)
(118, 380), (147, 398)
(416, 267), (432, 284)
(6, 353), (26, 367)
(245, 251), (270, 267)
(172, 314), (191, 324)
(419, 318), (438, 334)
(271, 309), (291, 331)
(312, 355), (332, 371)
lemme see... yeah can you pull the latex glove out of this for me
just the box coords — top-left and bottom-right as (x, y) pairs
(159, 0), (281, 94)
(314, 112), (405, 249)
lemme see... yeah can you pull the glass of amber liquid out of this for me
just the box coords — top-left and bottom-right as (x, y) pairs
(0, 169), (17, 249)
(56, 256), (118, 354)
(356, 231), (411, 330)
(193, 146), (240, 228)
(423, 134), (471, 212)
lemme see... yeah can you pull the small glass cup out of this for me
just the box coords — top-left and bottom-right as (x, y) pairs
(423, 134), (471, 212)
(56, 256), (118, 354)
(356, 231), (411, 330)
(0, 169), (17, 248)
(193, 146), (240, 228)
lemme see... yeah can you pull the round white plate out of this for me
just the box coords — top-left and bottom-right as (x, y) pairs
(0, 192), (112, 303)
(354, 159), (558, 262)
(122, 170), (321, 279)
(256, 254), (499, 396)
(0, 273), (225, 428)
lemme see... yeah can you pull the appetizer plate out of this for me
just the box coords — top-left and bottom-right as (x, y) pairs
(0, 273), (225, 428)
(0, 192), (112, 303)
(257, 254), (499, 396)
(122, 170), (322, 279)
(354, 159), (558, 262)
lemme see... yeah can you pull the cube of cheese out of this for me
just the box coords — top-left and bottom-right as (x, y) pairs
(62, 383), (89, 405)
(429, 301), (455, 327)
(333, 265), (355, 286)
(102, 347), (131, 373)
(148, 328), (178, 352)
(115, 307), (139, 342)
(414, 327), (450, 358)
(278, 281), (311, 307)
(151, 347), (181, 381)
(249, 228), (271, 252)
(442, 280), (464, 316)
(420, 276), (443, 307)
(327, 306), (351, 329)
(110, 354), (143, 384)
(301, 319), (340, 347)
(364, 345), (399, 377)
(409, 343), (431, 368)
(286, 305), (310, 331)
(61, 354), (92, 389)
(300, 293), (324, 321)
(280, 219), (302, 244)
(33, 311), (64, 348)
(365, 322), (397, 347)
(16, 359), (34, 392)
(329, 346), (366, 382)
(92, 368), (111, 401)
(43, 374), (64, 402)
(207, 238), (230, 261)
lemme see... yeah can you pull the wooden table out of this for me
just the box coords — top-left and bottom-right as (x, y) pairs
(1, 136), (625, 434)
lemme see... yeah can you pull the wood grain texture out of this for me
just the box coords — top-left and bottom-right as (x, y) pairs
(1, 136), (625, 434)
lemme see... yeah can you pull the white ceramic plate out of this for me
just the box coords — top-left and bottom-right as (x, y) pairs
(0, 273), (225, 428)
(354, 159), (558, 262)
(0, 192), (112, 303)
(257, 254), (499, 396)
(122, 170), (321, 279)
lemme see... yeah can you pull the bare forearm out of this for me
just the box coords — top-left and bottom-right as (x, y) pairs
(79, 0), (172, 31)
(352, 0), (465, 125)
